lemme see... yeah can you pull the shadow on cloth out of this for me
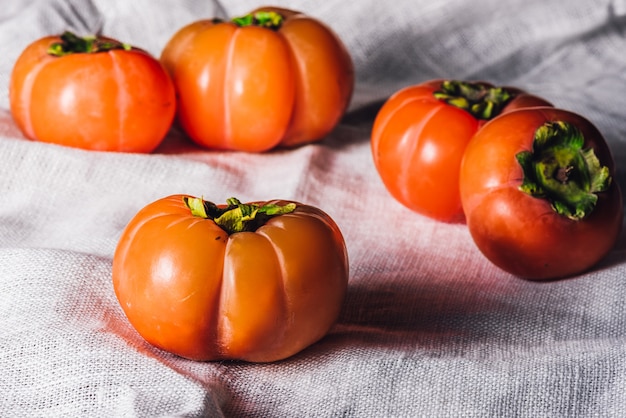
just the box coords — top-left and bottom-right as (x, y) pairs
(327, 256), (626, 355)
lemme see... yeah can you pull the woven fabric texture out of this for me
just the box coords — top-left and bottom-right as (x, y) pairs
(1, 0), (626, 416)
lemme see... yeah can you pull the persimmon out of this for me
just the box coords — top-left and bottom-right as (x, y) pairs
(160, 8), (354, 152)
(460, 108), (623, 279)
(112, 195), (349, 362)
(10, 32), (175, 152)
(371, 80), (552, 222)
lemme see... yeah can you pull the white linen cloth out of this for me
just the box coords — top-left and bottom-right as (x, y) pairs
(2, 0), (626, 416)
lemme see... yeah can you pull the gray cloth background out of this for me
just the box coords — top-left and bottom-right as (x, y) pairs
(2, 0), (626, 416)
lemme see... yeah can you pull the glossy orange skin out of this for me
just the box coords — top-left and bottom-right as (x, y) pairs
(371, 80), (552, 222)
(9, 35), (176, 153)
(460, 108), (623, 280)
(112, 195), (349, 362)
(160, 7), (354, 152)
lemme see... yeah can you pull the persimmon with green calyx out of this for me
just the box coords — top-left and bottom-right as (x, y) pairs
(460, 107), (623, 280)
(371, 79), (552, 222)
(112, 195), (349, 362)
(160, 7), (354, 152)
(10, 31), (175, 152)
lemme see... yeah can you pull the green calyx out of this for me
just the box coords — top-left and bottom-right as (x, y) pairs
(433, 80), (515, 120)
(48, 31), (131, 57)
(516, 121), (612, 221)
(231, 11), (284, 29)
(183, 196), (296, 234)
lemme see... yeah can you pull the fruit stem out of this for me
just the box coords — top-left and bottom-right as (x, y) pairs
(231, 11), (284, 30)
(183, 196), (296, 234)
(48, 31), (131, 57)
(433, 80), (515, 120)
(516, 121), (612, 220)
